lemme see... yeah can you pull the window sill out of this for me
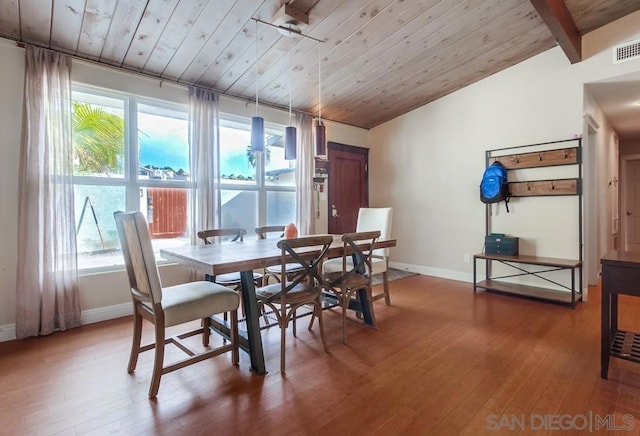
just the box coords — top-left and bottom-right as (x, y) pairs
(78, 258), (172, 276)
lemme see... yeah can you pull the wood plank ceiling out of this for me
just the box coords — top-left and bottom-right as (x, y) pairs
(0, 0), (638, 129)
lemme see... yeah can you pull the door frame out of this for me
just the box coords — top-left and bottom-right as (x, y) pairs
(583, 115), (599, 292)
(327, 141), (369, 231)
(621, 154), (640, 251)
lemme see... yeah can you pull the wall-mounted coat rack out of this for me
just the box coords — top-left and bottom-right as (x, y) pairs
(509, 178), (580, 197)
(489, 146), (581, 197)
(476, 137), (583, 307)
(490, 147), (580, 169)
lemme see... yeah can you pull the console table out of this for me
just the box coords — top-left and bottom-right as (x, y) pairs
(473, 253), (582, 308)
(601, 250), (640, 379)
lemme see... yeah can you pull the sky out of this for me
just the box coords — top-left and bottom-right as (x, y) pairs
(138, 117), (256, 177)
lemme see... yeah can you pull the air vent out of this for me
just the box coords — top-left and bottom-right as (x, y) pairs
(613, 39), (640, 64)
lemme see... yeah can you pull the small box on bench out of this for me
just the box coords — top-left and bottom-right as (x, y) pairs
(485, 234), (519, 256)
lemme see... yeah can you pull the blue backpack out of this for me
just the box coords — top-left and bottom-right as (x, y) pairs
(480, 161), (510, 212)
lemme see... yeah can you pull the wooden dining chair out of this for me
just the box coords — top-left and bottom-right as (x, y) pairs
(254, 235), (333, 373)
(323, 207), (393, 304)
(255, 225), (306, 285)
(323, 230), (381, 344)
(197, 228), (264, 291)
(114, 211), (239, 398)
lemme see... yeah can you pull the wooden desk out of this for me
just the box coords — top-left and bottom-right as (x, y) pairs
(161, 237), (396, 375)
(601, 250), (640, 379)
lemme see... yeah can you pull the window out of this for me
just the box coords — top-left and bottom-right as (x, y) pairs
(72, 88), (191, 270)
(219, 117), (296, 234)
(72, 87), (296, 272)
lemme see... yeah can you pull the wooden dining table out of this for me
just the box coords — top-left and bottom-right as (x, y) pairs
(160, 235), (396, 374)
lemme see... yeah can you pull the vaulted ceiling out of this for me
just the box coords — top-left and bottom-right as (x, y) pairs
(0, 0), (638, 129)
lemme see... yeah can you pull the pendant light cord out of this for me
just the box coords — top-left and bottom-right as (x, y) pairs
(255, 20), (259, 117)
(289, 48), (292, 125)
(317, 41), (322, 123)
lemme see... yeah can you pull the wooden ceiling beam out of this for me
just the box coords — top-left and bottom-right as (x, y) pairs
(530, 0), (582, 63)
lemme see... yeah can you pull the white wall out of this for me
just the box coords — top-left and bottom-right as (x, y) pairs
(579, 91), (614, 285)
(369, 47), (582, 281)
(583, 92), (618, 258)
(368, 10), (640, 283)
(0, 38), (366, 338)
(579, 10), (640, 279)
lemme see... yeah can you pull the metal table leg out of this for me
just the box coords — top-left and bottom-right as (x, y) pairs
(240, 270), (266, 374)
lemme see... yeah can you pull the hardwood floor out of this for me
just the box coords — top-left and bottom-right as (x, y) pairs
(2, 275), (640, 435)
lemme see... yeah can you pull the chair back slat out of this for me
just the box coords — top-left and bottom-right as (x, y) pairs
(264, 235), (333, 301)
(114, 211), (163, 304)
(255, 225), (285, 239)
(197, 228), (246, 245)
(327, 231), (380, 288)
(345, 231), (380, 275)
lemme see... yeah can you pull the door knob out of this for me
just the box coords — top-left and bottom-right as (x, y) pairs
(331, 205), (340, 217)
(628, 211), (633, 216)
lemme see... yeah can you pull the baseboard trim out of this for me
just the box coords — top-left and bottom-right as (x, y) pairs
(389, 261), (474, 284)
(80, 302), (132, 325)
(0, 324), (16, 342)
(0, 265), (475, 343)
(0, 302), (132, 343)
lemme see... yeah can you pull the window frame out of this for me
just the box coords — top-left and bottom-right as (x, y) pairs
(217, 114), (296, 231)
(72, 85), (296, 274)
(72, 85), (193, 274)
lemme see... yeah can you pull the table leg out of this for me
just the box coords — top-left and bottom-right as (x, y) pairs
(611, 293), (618, 332)
(473, 256), (477, 292)
(601, 273), (611, 379)
(579, 263), (583, 302)
(357, 288), (377, 327)
(571, 267), (575, 309)
(240, 270), (266, 375)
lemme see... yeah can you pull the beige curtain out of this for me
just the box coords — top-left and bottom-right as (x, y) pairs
(188, 87), (220, 244)
(295, 114), (315, 236)
(16, 46), (81, 339)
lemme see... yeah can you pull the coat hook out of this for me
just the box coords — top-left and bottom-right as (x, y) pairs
(515, 155), (520, 163)
(538, 153), (543, 161)
(564, 149), (568, 158)
(551, 181), (555, 190)
(527, 182), (531, 191)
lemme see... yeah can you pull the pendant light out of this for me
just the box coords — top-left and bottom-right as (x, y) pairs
(284, 49), (297, 160)
(284, 125), (296, 159)
(315, 40), (326, 156)
(251, 20), (265, 153)
(249, 16), (325, 157)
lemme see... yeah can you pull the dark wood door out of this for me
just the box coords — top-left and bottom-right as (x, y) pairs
(327, 142), (368, 234)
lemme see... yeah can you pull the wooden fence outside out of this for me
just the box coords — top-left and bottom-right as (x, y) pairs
(147, 188), (187, 238)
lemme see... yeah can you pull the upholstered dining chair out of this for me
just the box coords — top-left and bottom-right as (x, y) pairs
(254, 235), (333, 373)
(255, 225), (306, 285)
(323, 207), (393, 304)
(323, 231), (381, 344)
(114, 211), (239, 398)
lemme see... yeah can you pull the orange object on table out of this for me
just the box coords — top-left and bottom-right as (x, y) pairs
(284, 223), (298, 239)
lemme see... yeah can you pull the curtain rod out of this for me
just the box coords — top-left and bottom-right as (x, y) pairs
(13, 40), (317, 119)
